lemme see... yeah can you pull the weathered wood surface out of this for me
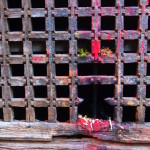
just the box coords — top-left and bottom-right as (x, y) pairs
(0, 122), (149, 144)
(0, 138), (150, 150)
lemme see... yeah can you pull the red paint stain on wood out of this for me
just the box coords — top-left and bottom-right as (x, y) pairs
(47, 50), (50, 55)
(141, 42), (145, 53)
(107, 35), (111, 40)
(46, 0), (48, 8)
(92, 40), (100, 60)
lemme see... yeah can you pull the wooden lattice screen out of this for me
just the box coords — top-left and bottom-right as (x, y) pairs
(1, 0), (150, 143)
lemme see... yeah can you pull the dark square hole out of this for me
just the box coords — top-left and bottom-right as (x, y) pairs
(145, 107), (150, 122)
(0, 108), (3, 120)
(78, 85), (114, 119)
(78, 63), (115, 76)
(11, 64), (24, 76)
(56, 85), (69, 98)
(124, 0), (138, 6)
(147, 40), (150, 53)
(124, 16), (139, 30)
(124, 40), (138, 53)
(101, 40), (115, 53)
(8, 18), (22, 32)
(122, 106), (136, 122)
(146, 85), (150, 98)
(7, 0), (21, 8)
(57, 107), (69, 122)
(35, 107), (48, 121)
(56, 64), (69, 76)
(78, 0), (91, 7)
(55, 17), (68, 31)
(147, 63), (150, 76)
(32, 18), (45, 31)
(13, 107), (26, 120)
(12, 86), (25, 98)
(123, 85), (137, 97)
(124, 63), (138, 76)
(9, 41), (23, 55)
(77, 39), (91, 52)
(101, 0), (115, 7)
(55, 0), (68, 8)
(31, 0), (45, 8)
(78, 17), (91, 31)
(33, 64), (47, 76)
(0, 65), (1, 77)
(34, 86), (47, 98)
(0, 87), (2, 98)
(55, 41), (69, 54)
(101, 16), (115, 30)
(148, 17), (150, 30)
(32, 41), (46, 54)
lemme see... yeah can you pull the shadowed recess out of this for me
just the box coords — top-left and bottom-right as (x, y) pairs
(78, 0), (91, 7)
(124, 63), (138, 76)
(101, 0), (115, 7)
(35, 107), (48, 121)
(31, 0), (45, 8)
(8, 18), (22, 32)
(13, 107), (26, 120)
(78, 85), (114, 119)
(57, 107), (69, 122)
(7, 0), (21, 8)
(78, 17), (91, 31)
(78, 63), (115, 76)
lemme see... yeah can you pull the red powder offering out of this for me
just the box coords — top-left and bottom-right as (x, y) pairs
(92, 40), (100, 60)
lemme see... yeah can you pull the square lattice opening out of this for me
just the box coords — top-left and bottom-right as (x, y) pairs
(32, 18), (45, 31)
(11, 86), (25, 98)
(9, 41), (23, 55)
(147, 40), (150, 53)
(55, 41), (69, 54)
(55, 17), (68, 31)
(146, 85), (150, 98)
(35, 107), (48, 121)
(34, 86), (47, 98)
(10, 64), (24, 77)
(78, 63), (115, 76)
(78, 0), (91, 7)
(124, 16), (139, 30)
(13, 107), (26, 121)
(0, 109), (3, 120)
(124, 0), (138, 6)
(101, 0), (115, 7)
(123, 85), (137, 97)
(77, 39), (91, 52)
(57, 107), (69, 122)
(31, 0), (45, 8)
(101, 16), (115, 30)
(101, 40), (115, 53)
(78, 85), (114, 119)
(147, 63), (150, 76)
(7, 0), (21, 8)
(78, 17), (91, 31)
(56, 64), (69, 76)
(145, 107), (150, 122)
(8, 18), (22, 32)
(32, 41), (46, 54)
(122, 106), (136, 122)
(56, 86), (69, 98)
(55, 0), (68, 8)
(124, 40), (138, 53)
(33, 64), (47, 76)
(124, 63), (138, 76)
(0, 87), (2, 98)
